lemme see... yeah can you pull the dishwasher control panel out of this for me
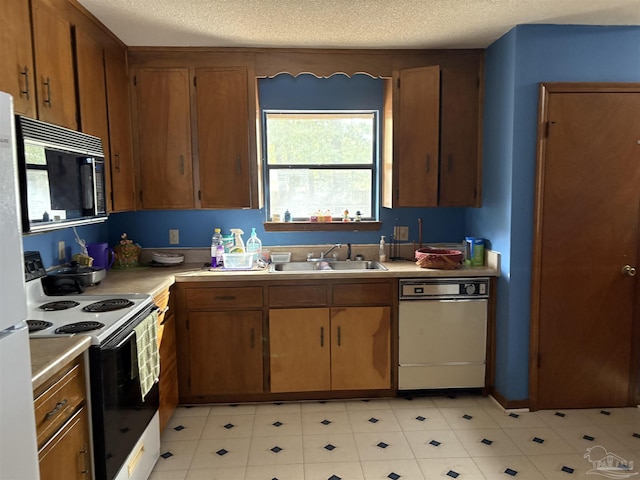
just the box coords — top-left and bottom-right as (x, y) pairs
(399, 277), (490, 300)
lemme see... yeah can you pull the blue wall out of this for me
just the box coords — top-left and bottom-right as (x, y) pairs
(469, 24), (640, 401)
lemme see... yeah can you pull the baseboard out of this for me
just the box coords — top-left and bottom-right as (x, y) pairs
(490, 387), (530, 410)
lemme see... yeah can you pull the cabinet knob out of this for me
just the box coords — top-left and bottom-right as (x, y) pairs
(622, 265), (637, 276)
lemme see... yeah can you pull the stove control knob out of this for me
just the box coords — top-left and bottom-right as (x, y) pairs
(465, 283), (477, 295)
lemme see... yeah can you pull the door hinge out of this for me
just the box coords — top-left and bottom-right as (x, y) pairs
(198, 190), (201, 201)
(397, 78), (400, 89)
(139, 191), (143, 203)
(544, 121), (555, 138)
(186, 318), (189, 330)
(133, 75), (137, 87)
(193, 76), (197, 87)
(187, 377), (191, 389)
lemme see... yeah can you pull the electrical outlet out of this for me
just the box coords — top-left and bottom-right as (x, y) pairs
(394, 226), (409, 241)
(58, 241), (65, 260)
(169, 229), (179, 245)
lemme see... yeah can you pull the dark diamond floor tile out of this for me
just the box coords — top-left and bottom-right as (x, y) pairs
(462, 414), (473, 420)
(216, 449), (228, 456)
(321, 419), (332, 426)
(583, 435), (594, 441)
(173, 425), (185, 431)
(504, 468), (518, 476)
(481, 438), (493, 445)
(224, 423), (235, 430)
(532, 437), (545, 444)
(270, 446), (283, 454)
(388, 473), (401, 480)
(377, 442), (389, 449)
(160, 451), (173, 459)
(562, 466), (575, 474)
(429, 440), (441, 447)
(415, 416), (426, 422)
(324, 444), (336, 451)
(328, 476), (342, 480)
(600, 410), (611, 416)
(446, 471), (459, 479)
(555, 412), (566, 417)
(369, 417), (379, 423)
(272, 421), (283, 427)
(509, 412), (520, 418)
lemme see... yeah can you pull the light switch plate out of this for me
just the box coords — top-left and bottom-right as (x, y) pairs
(169, 229), (179, 245)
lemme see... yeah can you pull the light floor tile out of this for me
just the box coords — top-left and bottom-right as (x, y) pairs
(599, 423), (640, 450)
(574, 408), (635, 425)
(304, 461), (365, 480)
(353, 431), (415, 461)
(246, 435), (304, 466)
(185, 466), (246, 479)
(536, 409), (593, 427)
(161, 415), (207, 442)
(431, 396), (482, 408)
(252, 412), (303, 437)
(389, 396), (437, 409)
(439, 407), (500, 430)
(302, 411), (353, 435)
(302, 432), (360, 463)
(172, 406), (211, 418)
(208, 403), (257, 416)
(417, 457), (484, 479)
(148, 470), (187, 480)
(453, 428), (523, 457)
(301, 400), (348, 413)
(405, 429), (469, 459)
(255, 401), (302, 414)
(551, 424), (627, 453)
(200, 413), (255, 439)
(189, 437), (251, 469)
(393, 407), (451, 431)
(154, 440), (199, 472)
(347, 409), (401, 433)
(483, 409), (548, 429)
(245, 462), (305, 479)
(472, 455), (544, 480)
(344, 398), (392, 410)
(503, 427), (578, 456)
(361, 458), (426, 479)
(526, 453), (594, 479)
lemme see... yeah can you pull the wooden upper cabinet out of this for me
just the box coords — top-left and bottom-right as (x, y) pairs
(134, 68), (194, 209)
(105, 49), (136, 212)
(0, 0), (36, 116)
(394, 65), (440, 207)
(31, 0), (77, 129)
(439, 66), (481, 206)
(195, 67), (252, 208)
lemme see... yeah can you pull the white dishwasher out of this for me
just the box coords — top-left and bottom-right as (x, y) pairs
(398, 277), (489, 390)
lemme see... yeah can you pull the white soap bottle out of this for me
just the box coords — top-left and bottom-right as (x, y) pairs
(379, 235), (387, 262)
(246, 227), (262, 261)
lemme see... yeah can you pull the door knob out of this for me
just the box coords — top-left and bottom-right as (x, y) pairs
(621, 265), (637, 276)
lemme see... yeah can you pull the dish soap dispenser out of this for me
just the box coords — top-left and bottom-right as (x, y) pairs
(246, 227), (262, 261)
(229, 228), (245, 252)
(379, 235), (387, 262)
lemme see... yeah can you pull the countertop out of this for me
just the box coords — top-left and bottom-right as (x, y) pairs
(30, 254), (498, 387)
(30, 336), (92, 391)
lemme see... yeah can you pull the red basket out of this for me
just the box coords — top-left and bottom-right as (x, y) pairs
(415, 248), (463, 269)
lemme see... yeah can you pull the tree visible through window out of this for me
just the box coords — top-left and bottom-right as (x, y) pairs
(264, 110), (378, 221)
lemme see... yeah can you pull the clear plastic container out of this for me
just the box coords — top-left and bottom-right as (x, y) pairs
(222, 253), (254, 269)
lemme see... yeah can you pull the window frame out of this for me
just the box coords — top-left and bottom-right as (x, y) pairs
(262, 109), (380, 222)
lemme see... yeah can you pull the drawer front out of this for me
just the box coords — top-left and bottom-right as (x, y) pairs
(34, 361), (85, 448)
(185, 286), (263, 309)
(269, 284), (328, 307)
(332, 281), (392, 305)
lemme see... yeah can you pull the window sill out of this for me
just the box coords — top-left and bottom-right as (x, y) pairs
(264, 221), (382, 232)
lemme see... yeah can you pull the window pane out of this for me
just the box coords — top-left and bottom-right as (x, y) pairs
(269, 169), (372, 218)
(266, 112), (374, 166)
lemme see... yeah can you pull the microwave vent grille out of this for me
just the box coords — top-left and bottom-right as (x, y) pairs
(17, 116), (104, 157)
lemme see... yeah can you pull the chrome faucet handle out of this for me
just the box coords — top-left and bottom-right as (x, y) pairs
(307, 252), (314, 260)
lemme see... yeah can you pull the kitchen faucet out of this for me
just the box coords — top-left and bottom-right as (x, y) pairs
(306, 244), (342, 261)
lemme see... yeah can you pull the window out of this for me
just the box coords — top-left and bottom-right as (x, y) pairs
(264, 110), (378, 221)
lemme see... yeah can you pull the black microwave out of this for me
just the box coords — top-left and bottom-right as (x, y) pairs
(15, 116), (108, 233)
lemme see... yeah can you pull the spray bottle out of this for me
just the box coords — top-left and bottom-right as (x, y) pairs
(229, 228), (245, 252)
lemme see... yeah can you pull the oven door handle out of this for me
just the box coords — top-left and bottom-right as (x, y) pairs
(103, 305), (159, 350)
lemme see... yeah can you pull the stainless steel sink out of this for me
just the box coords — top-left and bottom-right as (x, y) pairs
(269, 260), (387, 272)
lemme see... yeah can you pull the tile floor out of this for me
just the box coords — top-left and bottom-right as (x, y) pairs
(148, 395), (640, 479)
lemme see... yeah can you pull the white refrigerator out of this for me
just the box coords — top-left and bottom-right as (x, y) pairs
(0, 91), (40, 479)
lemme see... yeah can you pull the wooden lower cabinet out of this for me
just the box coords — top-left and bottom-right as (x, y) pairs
(187, 311), (263, 396)
(269, 308), (331, 393)
(269, 306), (391, 393)
(34, 355), (91, 480)
(38, 407), (91, 480)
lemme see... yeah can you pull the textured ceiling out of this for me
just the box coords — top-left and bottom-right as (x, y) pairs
(77, 0), (640, 49)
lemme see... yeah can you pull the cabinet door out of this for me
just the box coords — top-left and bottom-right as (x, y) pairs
(439, 66), (481, 206)
(269, 308), (331, 392)
(38, 407), (91, 480)
(31, 0), (77, 129)
(135, 68), (194, 208)
(195, 67), (252, 208)
(187, 311), (263, 396)
(0, 0), (36, 116)
(74, 28), (111, 194)
(395, 65), (440, 207)
(330, 307), (391, 390)
(105, 49), (136, 212)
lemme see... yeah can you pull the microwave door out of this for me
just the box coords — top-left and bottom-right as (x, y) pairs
(80, 160), (95, 212)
